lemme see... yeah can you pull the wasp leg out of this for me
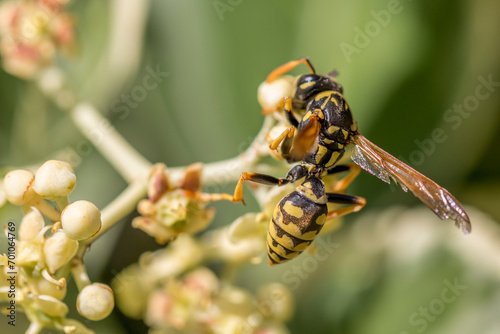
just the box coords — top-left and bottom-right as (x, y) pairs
(286, 113), (321, 162)
(325, 193), (366, 220)
(230, 165), (308, 205)
(265, 57), (316, 83)
(326, 163), (361, 192)
(263, 95), (300, 126)
(269, 126), (295, 151)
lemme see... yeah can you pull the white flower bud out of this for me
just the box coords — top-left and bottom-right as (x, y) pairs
(34, 294), (69, 317)
(77, 283), (114, 321)
(33, 160), (76, 200)
(257, 75), (295, 110)
(19, 208), (45, 241)
(43, 230), (78, 273)
(34, 276), (67, 300)
(3, 169), (35, 205)
(61, 200), (101, 240)
(18, 240), (43, 267)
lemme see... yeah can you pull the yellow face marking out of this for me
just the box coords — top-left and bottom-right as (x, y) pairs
(325, 151), (341, 168)
(341, 129), (349, 139)
(299, 81), (315, 89)
(283, 201), (304, 219)
(327, 125), (340, 134)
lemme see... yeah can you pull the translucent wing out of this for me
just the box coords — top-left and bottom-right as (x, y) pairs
(351, 133), (471, 235)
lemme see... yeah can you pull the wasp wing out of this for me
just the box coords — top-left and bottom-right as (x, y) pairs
(351, 133), (471, 235)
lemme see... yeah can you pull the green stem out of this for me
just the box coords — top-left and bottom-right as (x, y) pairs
(75, 178), (147, 259)
(70, 103), (152, 182)
(71, 257), (91, 291)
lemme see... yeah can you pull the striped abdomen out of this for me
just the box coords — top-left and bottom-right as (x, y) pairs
(267, 176), (327, 266)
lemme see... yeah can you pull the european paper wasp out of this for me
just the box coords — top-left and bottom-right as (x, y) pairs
(230, 58), (471, 266)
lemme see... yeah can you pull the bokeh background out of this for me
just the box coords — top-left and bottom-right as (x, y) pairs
(1, 0), (500, 333)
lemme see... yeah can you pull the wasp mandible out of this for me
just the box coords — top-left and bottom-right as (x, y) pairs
(229, 58), (471, 266)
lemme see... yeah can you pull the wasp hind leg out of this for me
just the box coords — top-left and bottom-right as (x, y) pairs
(326, 163), (361, 192)
(320, 164), (364, 231)
(325, 193), (366, 220)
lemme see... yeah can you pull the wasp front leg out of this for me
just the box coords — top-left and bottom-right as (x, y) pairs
(229, 165), (308, 205)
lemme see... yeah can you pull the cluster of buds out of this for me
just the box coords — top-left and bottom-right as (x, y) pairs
(114, 263), (294, 334)
(257, 73), (298, 161)
(0, 0), (74, 79)
(133, 163), (226, 244)
(1, 160), (112, 333)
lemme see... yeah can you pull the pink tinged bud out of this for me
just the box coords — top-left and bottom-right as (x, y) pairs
(77, 283), (115, 321)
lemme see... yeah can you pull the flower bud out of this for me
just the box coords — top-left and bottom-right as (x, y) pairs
(43, 230), (78, 273)
(19, 208), (45, 241)
(34, 294), (69, 317)
(3, 169), (35, 205)
(33, 160), (76, 200)
(77, 283), (114, 321)
(34, 276), (67, 300)
(61, 200), (101, 240)
(257, 75), (295, 110)
(18, 240), (43, 267)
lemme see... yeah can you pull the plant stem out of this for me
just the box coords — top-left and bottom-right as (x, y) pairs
(70, 103), (152, 182)
(71, 257), (91, 291)
(78, 179), (147, 252)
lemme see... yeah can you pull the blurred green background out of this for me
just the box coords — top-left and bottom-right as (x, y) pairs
(1, 0), (500, 333)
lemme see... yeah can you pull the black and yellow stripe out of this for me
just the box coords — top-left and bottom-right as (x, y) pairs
(267, 177), (328, 266)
